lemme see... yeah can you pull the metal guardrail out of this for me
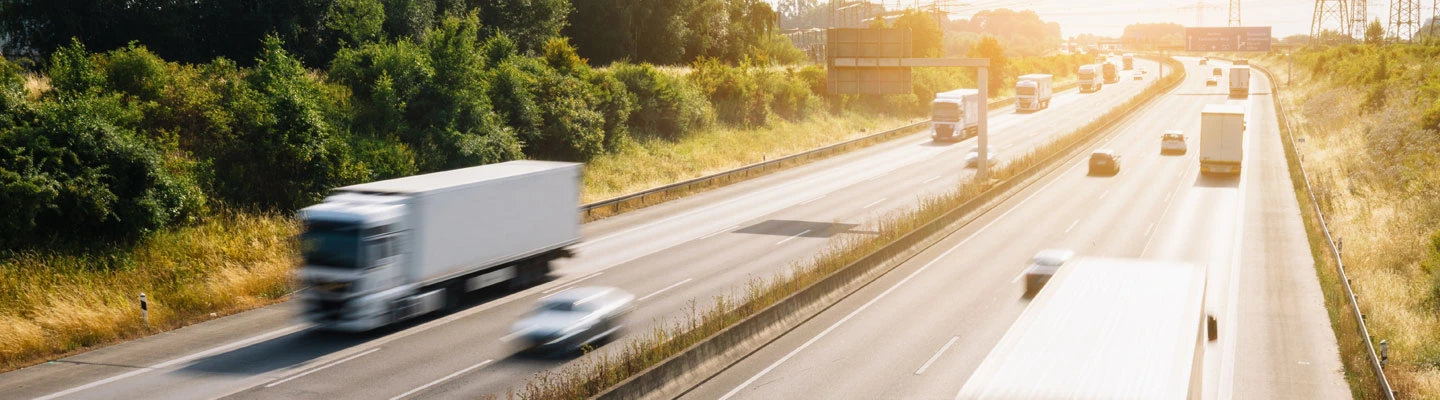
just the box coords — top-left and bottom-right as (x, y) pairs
(592, 61), (1177, 400)
(1251, 62), (1396, 400)
(579, 82), (1080, 222)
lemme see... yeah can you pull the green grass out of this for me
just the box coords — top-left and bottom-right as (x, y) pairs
(516, 56), (1187, 400)
(0, 210), (298, 371)
(1250, 46), (1440, 398)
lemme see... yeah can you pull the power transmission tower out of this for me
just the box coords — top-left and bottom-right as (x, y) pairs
(1390, 0), (1423, 42)
(1433, 0), (1440, 36)
(1180, 1), (1222, 26)
(1349, 0), (1368, 39)
(1312, 0), (1350, 44)
(1229, 0), (1242, 25)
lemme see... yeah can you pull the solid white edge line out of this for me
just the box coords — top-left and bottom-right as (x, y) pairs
(695, 225), (739, 242)
(1098, 190), (1109, 199)
(388, 359), (494, 400)
(863, 198), (887, 209)
(914, 336), (961, 375)
(1064, 219), (1080, 233)
(264, 347), (381, 388)
(1145, 222), (1155, 237)
(718, 159), (1071, 400)
(637, 278), (694, 302)
(922, 175), (942, 184)
(541, 272), (603, 295)
(775, 229), (813, 246)
(798, 194), (826, 206)
(32, 324), (307, 400)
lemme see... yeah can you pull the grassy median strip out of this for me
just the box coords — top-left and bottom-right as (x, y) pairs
(516, 57), (1186, 400)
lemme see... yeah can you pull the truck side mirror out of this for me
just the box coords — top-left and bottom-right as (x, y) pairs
(1207, 315), (1219, 341)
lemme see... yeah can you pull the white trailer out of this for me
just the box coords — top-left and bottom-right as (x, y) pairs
(1122, 53), (1135, 70)
(1078, 64), (1103, 93)
(1199, 104), (1247, 175)
(931, 89), (982, 142)
(1015, 74), (1053, 112)
(1229, 65), (1251, 98)
(956, 258), (1214, 400)
(297, 160), (582, 331)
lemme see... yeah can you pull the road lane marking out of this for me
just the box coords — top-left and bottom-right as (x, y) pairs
(1098, 190), (1109, 199)
(1218, 92), (1256, 400)
(265, 347), (381, 388)
(541, 272), (603, 295)
(1145, 222), (1155, 237)
(696, 225), (739, 242)
(499, 328), (530, 343)
(637, 278), (694, 302)
(719, 161), (1067, 400)
(33, 324), (307, 400)
(776, 230), (813, 246)
(1164, 192), (1172, 203)
(388, 359), (493, 400)
(1065, 219), (1080, 233)
(798, 194), (826, 206)
(914, 336), (960, 375)
(863, 198), (887, 209)
(922, 175), (941, 184)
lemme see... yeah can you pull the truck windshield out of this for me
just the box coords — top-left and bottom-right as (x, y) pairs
(931, 103), (961, 121)
(1016, 86), (1035, 95)
(1078, 71), (1095, 79)
(301, 222), (361, 269)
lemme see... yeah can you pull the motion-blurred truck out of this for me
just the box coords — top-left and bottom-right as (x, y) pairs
(1199, 104), (1246, 175)
(931, 89), (983, 142)
(1102, 62), (1119, 84)
(297, 161), (582, 331)
(1078, 64), (1103, 93)
(1015, 74), (1053, 112)
(1122, 53), (1135, 70)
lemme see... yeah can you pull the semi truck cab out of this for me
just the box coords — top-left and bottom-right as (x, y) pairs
(299, 194), (437, 331)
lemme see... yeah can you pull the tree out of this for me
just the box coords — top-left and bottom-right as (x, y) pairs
(327, 0), (387, 47)
(1366, 18), (1386, 45)
(470, 0), (572, 54)
(894, 9), (943, 58)
(968, 36), (1007, 96)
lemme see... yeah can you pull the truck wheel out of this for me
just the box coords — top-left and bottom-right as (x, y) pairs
(446, 283), (466, 310)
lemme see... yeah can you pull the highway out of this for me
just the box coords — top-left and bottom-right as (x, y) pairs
(0, 60), (1168, 400)
(681, 59), (1351, 399)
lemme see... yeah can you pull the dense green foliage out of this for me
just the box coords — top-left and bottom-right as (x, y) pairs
(566, 0), (800, 66)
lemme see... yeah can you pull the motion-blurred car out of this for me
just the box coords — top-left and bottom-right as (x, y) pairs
(1161, 130), (1187, 155)
(1088, 149), (1121, 175)
(1206, 76), (1219, 86)
(965, 151), (980, 168)
(1200, 57), (1208, 65)
(511, 286), (634, 354)
(1023, 249), (1075, 298)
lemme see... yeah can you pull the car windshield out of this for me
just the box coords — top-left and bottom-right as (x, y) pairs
(301, 222), (361, 269)
(1091, 153), (1112, 161)
(539, 301), (590, 313)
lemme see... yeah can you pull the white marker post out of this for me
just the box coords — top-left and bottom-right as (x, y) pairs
(140, 293), (148, 325)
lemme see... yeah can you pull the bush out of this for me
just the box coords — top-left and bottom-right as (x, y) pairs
(610, 62), (713, 140)
(0, 94), (204, 248)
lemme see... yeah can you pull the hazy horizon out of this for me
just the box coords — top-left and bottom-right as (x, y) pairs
(780, 0), (1363, 39)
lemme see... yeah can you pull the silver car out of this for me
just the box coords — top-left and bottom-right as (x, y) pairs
(511, 286), (634, 354)
(1023, 249), (1075, 298)
(1161, 130), (1187, 155)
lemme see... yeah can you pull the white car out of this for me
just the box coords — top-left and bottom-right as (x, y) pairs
(511, 286), (634, 354)
(965, 151), (979, 168)
(1023, 249), (1075, 298)
(1161, 130), (1187, 155)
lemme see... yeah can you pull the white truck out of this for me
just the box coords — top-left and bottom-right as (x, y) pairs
(297, 160), (582, 331)
(931, 89), (982, 142)
(1078, 64), (1103, 93)
(1122, 53), (1135, 70)
(1199, 104), (1247, 175)
(1229, 60), (1251, 98)
(1015, 74), (1053, 112)
(957, 258), (1215, 400)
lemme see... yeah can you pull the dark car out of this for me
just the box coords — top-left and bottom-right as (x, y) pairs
(1088, 149), (1121, 175)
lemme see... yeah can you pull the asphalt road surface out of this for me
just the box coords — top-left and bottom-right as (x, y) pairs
(681, 59), (1349, 400)
(1, 61), (1172, 400)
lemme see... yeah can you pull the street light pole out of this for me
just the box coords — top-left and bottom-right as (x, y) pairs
(978, 66), (989, 180)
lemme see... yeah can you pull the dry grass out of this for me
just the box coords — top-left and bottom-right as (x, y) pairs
(23, 73), (49, 100)
(1253, 51), (1440, 398)
(581, 113), (918, 203)
(0, 211), (298, 371)
(516, 56), (1187, 400)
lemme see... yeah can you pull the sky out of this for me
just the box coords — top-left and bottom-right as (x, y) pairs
(781, 0), (1392, 39)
